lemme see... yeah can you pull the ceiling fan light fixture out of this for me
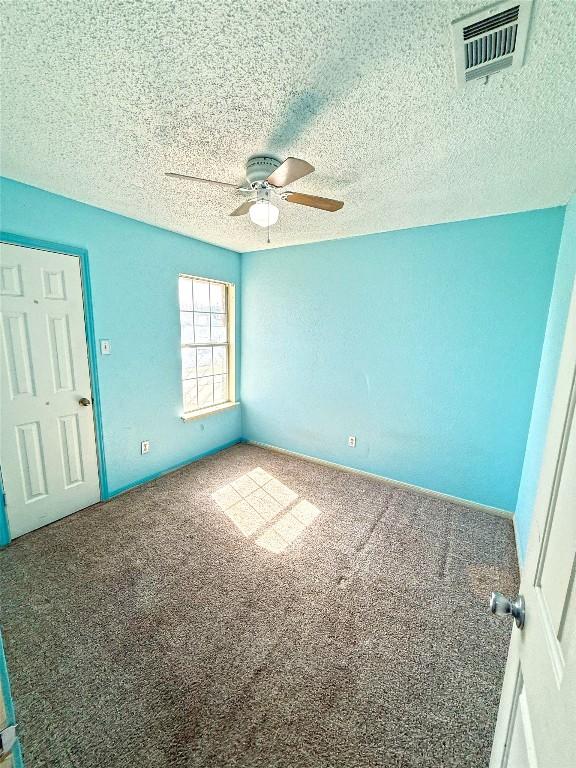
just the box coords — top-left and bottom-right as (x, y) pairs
(249, 199), (279, 228)
(166, 155), (343, 234)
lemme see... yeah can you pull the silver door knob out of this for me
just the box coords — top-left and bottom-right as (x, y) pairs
(78, 397), (91, 406)
(490, 592), (525, 629)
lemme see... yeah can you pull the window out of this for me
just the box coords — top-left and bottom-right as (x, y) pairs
(178, 275), (235, 417)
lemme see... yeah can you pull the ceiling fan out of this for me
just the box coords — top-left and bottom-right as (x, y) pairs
(166, 154), (344, 233)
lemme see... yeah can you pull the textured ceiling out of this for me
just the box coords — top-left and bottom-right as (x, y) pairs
(1, 0), (575, 252)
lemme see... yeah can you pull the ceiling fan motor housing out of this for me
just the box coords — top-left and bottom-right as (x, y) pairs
(246, 154), (281, 187)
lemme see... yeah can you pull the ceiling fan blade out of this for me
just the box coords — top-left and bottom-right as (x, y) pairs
(165, 172), (237, 188)
(230, 200), (254, 216)
(285, 192), (344, 212)
(266, 157), (314, 188)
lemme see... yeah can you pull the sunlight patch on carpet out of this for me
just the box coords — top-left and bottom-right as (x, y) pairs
(211, 468), (321, 552)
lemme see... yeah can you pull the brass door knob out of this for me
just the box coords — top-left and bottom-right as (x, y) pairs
(79, 397), (91, 407)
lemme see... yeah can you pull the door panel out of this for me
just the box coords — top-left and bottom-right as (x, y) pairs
(0, 242), (100, 538)
(2, 313), (35, 397)
(491, 277), (576, 767)
(16, 421), (48, 501)
(0, 264), (23, 296)
(47, 314), (76, 391)
(505, 675), (538, 768)
(58, 413), (85, 487)
(42, 267), (66, 299)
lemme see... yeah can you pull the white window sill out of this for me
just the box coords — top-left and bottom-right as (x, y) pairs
(181, 401), (240, 422)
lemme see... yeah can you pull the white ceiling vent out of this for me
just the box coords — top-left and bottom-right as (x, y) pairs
(451, 0), (533, 87)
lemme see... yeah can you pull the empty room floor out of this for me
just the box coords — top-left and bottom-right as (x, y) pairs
(0, 443), (518, 768)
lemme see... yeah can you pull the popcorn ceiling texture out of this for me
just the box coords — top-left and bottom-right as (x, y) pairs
(1, 0), (575, 252)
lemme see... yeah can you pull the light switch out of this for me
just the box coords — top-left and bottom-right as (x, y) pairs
(100, 339), (111, 355)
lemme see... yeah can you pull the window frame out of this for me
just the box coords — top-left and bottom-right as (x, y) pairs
(178, 273), (237, 421)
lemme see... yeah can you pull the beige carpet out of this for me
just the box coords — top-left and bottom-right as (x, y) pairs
(0, 443), (519, 767)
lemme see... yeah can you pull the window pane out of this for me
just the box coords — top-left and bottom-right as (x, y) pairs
(211, 313), (227, 343)
(197, 347), (213, 377)
(198, 376), (214, 408)
(178, 277), (193, 311)
(180, 312), (194, 344)
(214, 374), (228, 404)
(210, 282), (226, 312)
(194, 312), (211, 343)
(193, 280), (210, 312)
(213, 345), (227, 374)
(181, 347), (196, 379)
(180, 277), (232, 415)
(183, 379), (198, 412)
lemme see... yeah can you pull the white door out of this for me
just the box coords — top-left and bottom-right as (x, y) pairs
(0, 242), (100, 538)
(490, 275), (576, 768)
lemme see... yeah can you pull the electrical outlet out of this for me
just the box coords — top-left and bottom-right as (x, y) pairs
(141, 440), (150, 454)
(348, 436), (356, 448)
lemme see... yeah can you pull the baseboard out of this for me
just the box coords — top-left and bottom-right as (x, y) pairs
(0, 439), (243, 547)
(512, 514), (525, 576)
(245, 440), (513, 520)
(106, 438), (243, 499)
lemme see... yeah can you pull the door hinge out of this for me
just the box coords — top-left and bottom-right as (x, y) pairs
(0, 724), (17, 758)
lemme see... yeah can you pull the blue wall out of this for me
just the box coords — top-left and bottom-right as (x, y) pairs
(1, 174), (570, 546)
(0, 177), (242, 507)
(241, 209), (565, 512)
(0, 490), (8, 548)
(0, 631), (24, 767)
(515, 197), (576, 562)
